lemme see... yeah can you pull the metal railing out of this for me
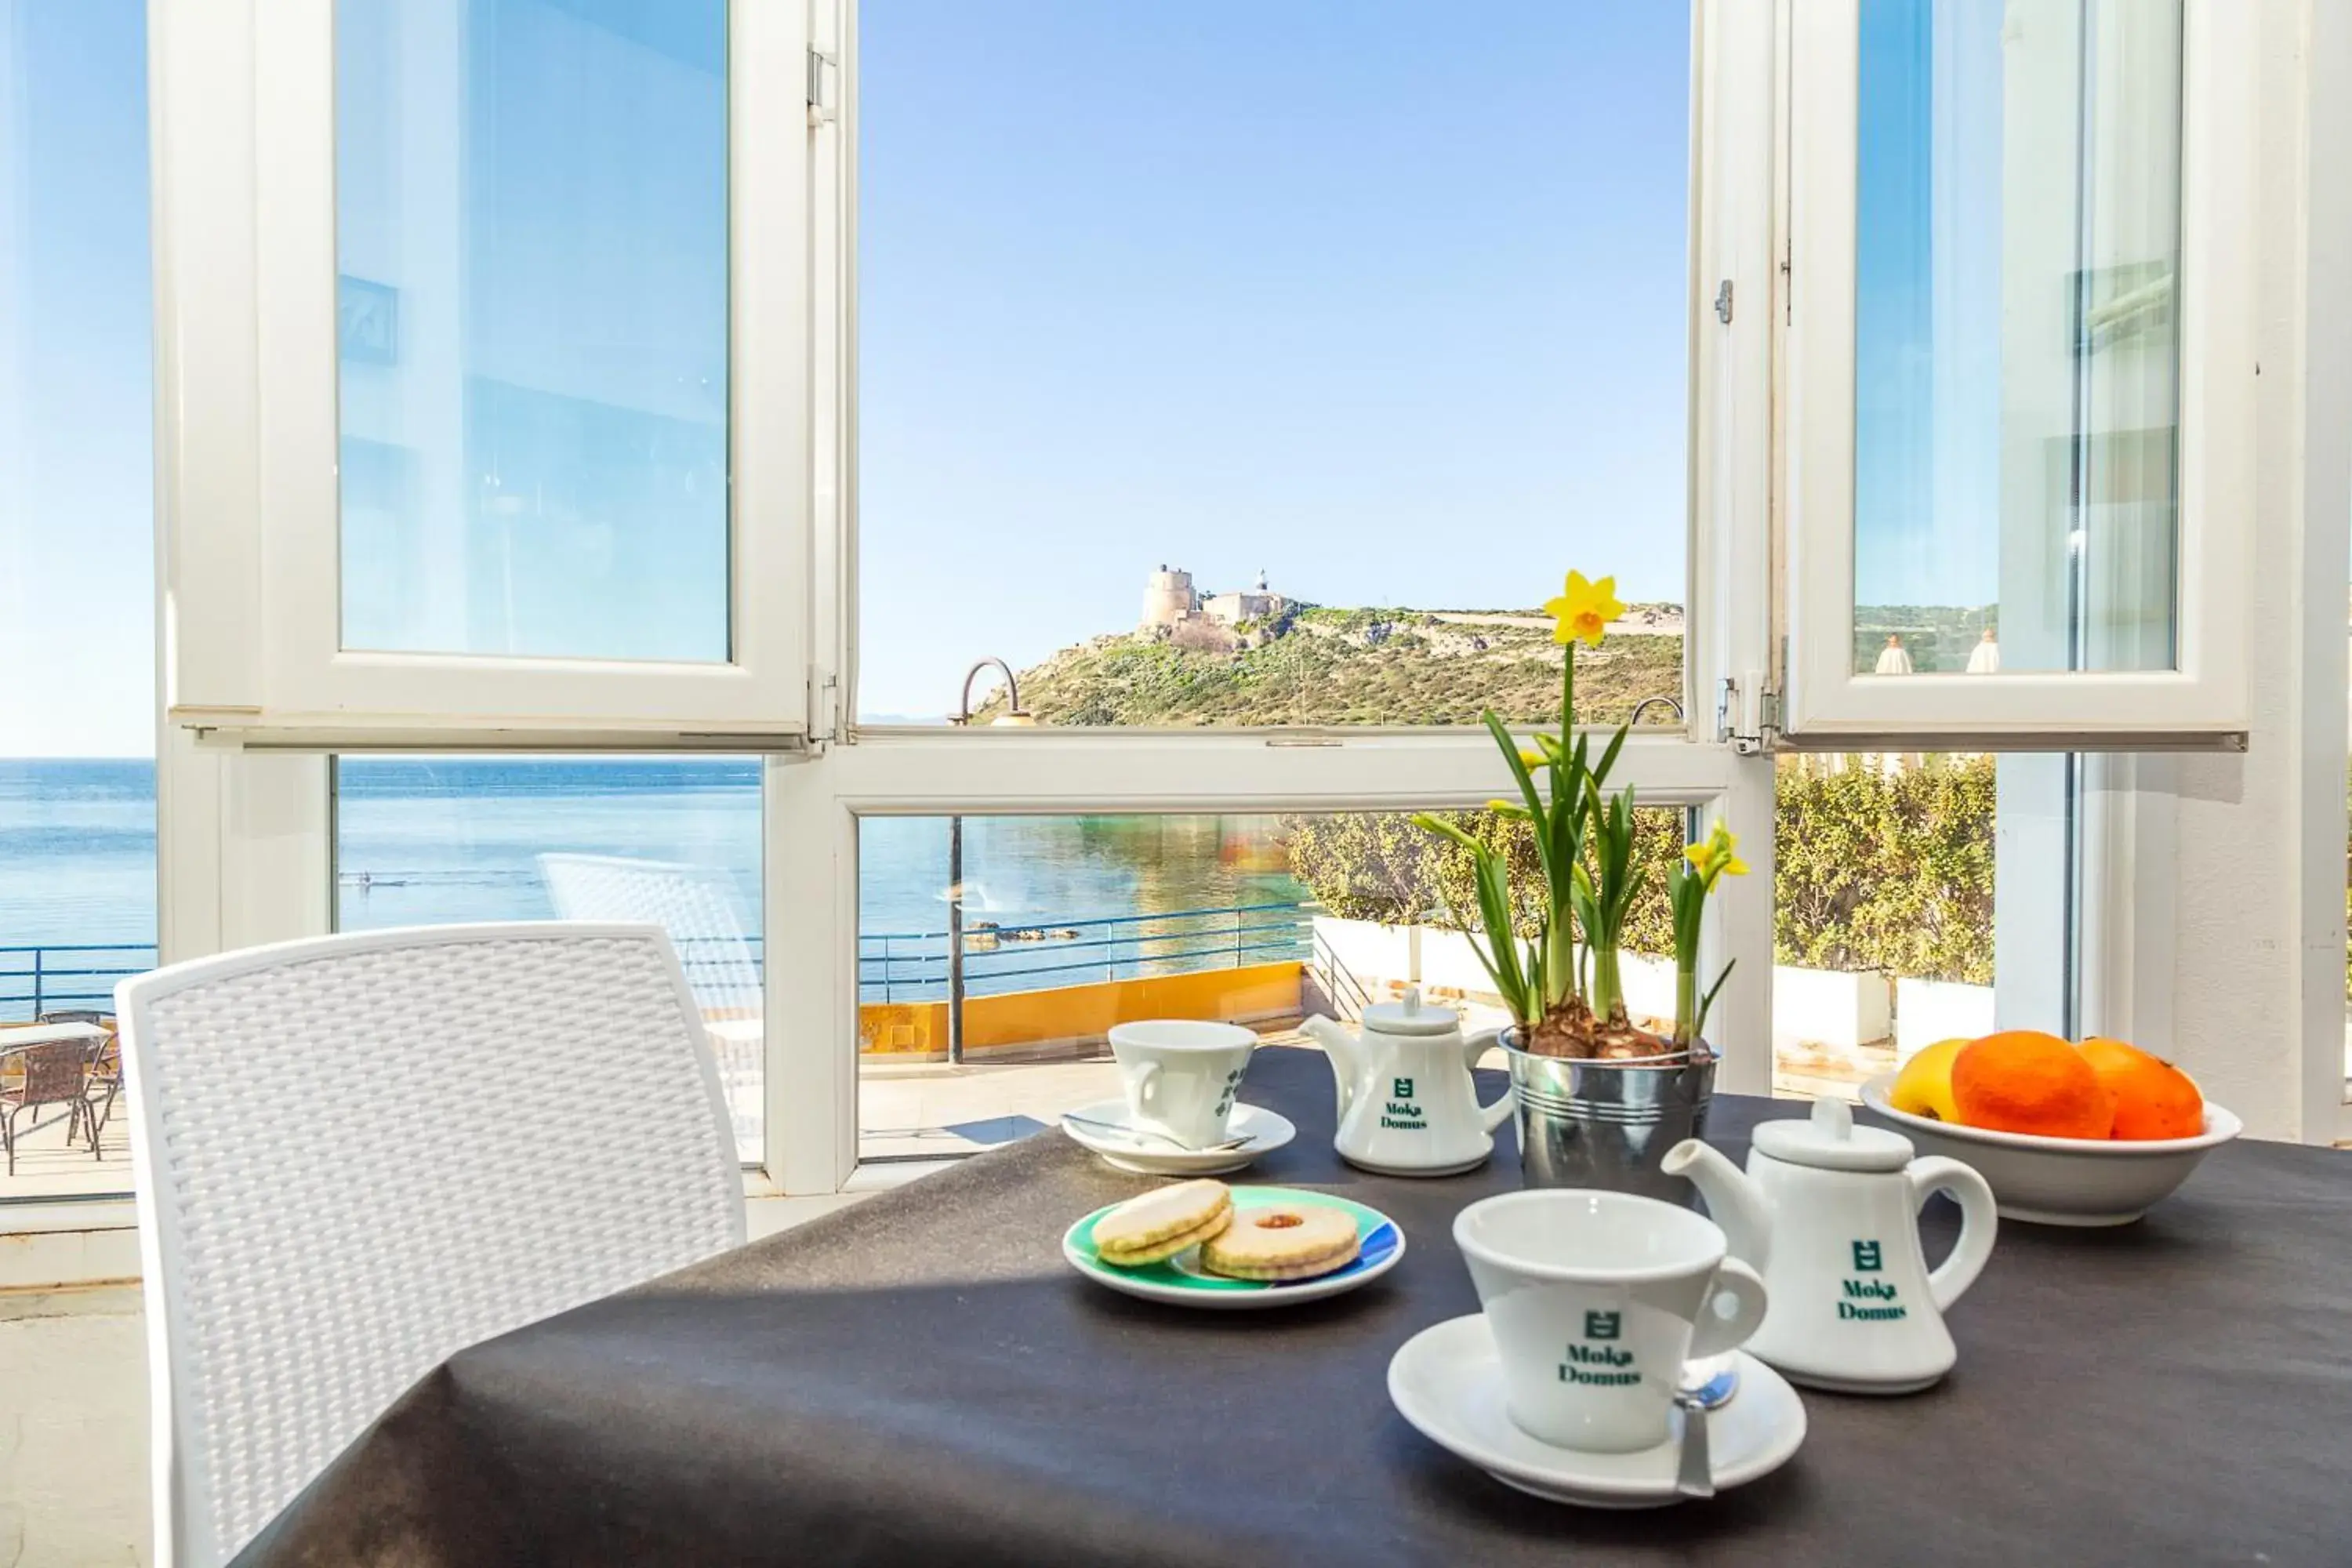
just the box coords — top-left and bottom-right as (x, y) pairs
(1309, 925), (1375, 1023)
(0, 944), (158, 1022)
(859, 902), (1313, 1005)
(0, 907), (1320, 1020)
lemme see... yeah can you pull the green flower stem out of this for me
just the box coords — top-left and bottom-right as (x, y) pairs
(1544, 918), (1575, 1008)
(1592, 944), (1624, 1022)
(1556, 639), (1581, 1009)
(1673, 964), (1698, 1047)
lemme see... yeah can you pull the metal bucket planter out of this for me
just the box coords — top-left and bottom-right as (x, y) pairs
(1502, 1031), (1716, 1208)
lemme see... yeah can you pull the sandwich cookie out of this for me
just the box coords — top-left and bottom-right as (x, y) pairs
(1200, 1200), (1361, 1281)
(1090, 1178), (1234, 1267)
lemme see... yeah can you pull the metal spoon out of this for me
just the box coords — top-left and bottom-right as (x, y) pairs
(1677, 1356), (1740, 1410)
(1061, 1113), (1254, 1153)
(1672, 1386), (1715, 1499)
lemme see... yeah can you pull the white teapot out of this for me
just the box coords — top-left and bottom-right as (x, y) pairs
(1663, 1097), (1997, 1394)
(1302, 990), (1512, 1177)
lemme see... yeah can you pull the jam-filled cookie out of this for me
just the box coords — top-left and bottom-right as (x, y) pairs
(1200, 1202), (1361, 1281)
(1091, 1179), (1234, 1267)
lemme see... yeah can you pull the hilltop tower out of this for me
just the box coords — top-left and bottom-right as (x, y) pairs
(1141, 565), (1200, 628)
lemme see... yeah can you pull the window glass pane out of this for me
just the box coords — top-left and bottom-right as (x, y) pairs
(1, 0), (154, 1202)
(858, 4), (1691, 728)
(334, 757), (763, 1161)
(334, 0), (729, 660)
(1770, 753), (2002, 1098)
(1853, 0), (2182, 677)
(855, 808), (1686, 1163)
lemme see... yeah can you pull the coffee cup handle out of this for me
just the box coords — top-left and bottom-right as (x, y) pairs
(1133, 1062), (1162, 1108)
(1686, 1258), (1769, 1362)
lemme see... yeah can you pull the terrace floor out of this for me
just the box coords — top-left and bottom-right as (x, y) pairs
(0, 1102), (131, 1203)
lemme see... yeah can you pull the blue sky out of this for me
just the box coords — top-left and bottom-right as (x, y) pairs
(856, 0), (1693, 716)
(2, 0), (1971, 750)
(1, 0), (155, 757)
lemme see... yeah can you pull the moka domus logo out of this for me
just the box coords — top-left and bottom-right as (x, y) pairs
(1559, 1310), (1639, 1385)
(1380, 1076), (1425, 1131)
(1839, 1238), (1907, 1320)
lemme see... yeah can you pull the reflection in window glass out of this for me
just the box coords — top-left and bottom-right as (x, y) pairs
(1853, 0), (2181, 677)
(334, 758), (764, 1160)
(858, 3), (1691, 728)
(854, 809), (1687, 1162)
(334, 0), (728, 660)
(0, 0), (154, 1201)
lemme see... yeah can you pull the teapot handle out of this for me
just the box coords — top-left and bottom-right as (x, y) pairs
(1907, 1156), (1998, 1312)
(1463, 1027), (1514, 1132)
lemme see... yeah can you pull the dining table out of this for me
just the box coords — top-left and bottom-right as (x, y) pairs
(234, 1044), (2352, 1566)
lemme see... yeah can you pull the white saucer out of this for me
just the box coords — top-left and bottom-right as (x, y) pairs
(1387, 1317), (1805, 1508)
(1061, 1100), (1294, 1174)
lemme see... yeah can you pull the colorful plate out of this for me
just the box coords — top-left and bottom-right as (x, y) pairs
(1062, 1185), (1404, 1309)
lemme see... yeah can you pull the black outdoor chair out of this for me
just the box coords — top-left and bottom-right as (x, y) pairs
(42, 1011), (122, 1147)
(0, 1037), (98, 1175)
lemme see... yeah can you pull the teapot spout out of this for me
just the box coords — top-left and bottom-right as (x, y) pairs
(1300, 1013), (1367, 1122)
(1663, 1138), (1772, 1271)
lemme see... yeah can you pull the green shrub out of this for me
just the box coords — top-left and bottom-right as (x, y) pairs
(1283, 806), (1682, 959)
(1283, 754), (1998, 983)
(1774, 757), (1994, 984)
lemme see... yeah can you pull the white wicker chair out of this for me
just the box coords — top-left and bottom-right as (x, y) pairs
(539, 853), (764, 1159)
(117, 923), (746, 1568)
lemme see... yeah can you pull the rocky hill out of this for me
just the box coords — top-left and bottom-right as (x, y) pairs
(983, 605), (1686, 728)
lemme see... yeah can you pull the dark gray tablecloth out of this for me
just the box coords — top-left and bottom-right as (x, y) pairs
(235, 1046), (2352, 1567)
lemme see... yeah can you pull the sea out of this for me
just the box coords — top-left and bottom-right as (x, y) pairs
(0, 758), (1309, 1014)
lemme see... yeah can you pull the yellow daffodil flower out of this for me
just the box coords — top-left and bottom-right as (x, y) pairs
(1683, 820), (1749, 884)
(1542, 570), (1627, 648)
(1517, 748), (1548, 771)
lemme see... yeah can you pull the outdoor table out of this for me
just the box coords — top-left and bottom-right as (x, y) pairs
(234, 1046), (2351, 1566)
(0, 1021), (108, 1052)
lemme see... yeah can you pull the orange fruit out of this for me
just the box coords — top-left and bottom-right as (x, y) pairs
(2078, 1037), (2205, 1141)
(1951, 1030), (2114, 1139)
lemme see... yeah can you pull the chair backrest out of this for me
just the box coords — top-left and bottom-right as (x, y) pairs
(117, 923), (745, 1568)
(537, 853), (764, 1017)
(12, 1039), (89, 1104)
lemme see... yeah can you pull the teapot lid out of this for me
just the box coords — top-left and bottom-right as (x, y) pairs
(1359, 987), (1461, 1036)
(1751, 1096), (1914, 1171)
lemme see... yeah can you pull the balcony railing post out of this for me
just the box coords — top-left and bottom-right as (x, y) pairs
(31, 947), (42, 1018)
(946, 816), (966, 1065)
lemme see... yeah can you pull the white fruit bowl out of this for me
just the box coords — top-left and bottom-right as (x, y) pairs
(1858, 1074), (2241, 1227)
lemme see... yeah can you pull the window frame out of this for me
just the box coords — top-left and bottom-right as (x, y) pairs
(751, 0), (1784, 1192)
(1776, 0), (2256, 750)
(154, 0), (815, 747)
(115, 0), (2266, 1209)
(767, 732), (1777, 1192)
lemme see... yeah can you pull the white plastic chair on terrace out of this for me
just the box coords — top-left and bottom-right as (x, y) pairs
(117, 923), (745, 1568)
(539, 852), (764, 1159)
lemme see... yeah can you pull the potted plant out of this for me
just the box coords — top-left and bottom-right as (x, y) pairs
(1411, 570), (1743, 1061)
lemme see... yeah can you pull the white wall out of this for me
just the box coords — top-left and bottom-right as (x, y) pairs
(2151, 0), (2349, 1142)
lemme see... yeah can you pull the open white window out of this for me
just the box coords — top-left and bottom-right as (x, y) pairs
(737, 0), (1791, 1192)
(1779, 0), (2253, 749)
(151, 0), (812, 746)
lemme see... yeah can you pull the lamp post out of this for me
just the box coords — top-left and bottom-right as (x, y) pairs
(947, 659), (1036, 1064)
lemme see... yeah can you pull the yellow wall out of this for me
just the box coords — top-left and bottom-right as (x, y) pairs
(858, 961), (1303, 1058)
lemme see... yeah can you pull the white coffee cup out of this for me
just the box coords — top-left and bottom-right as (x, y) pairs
(1107, 1020), (1258, 1149)
(1454, 1189), (1768, 1454)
